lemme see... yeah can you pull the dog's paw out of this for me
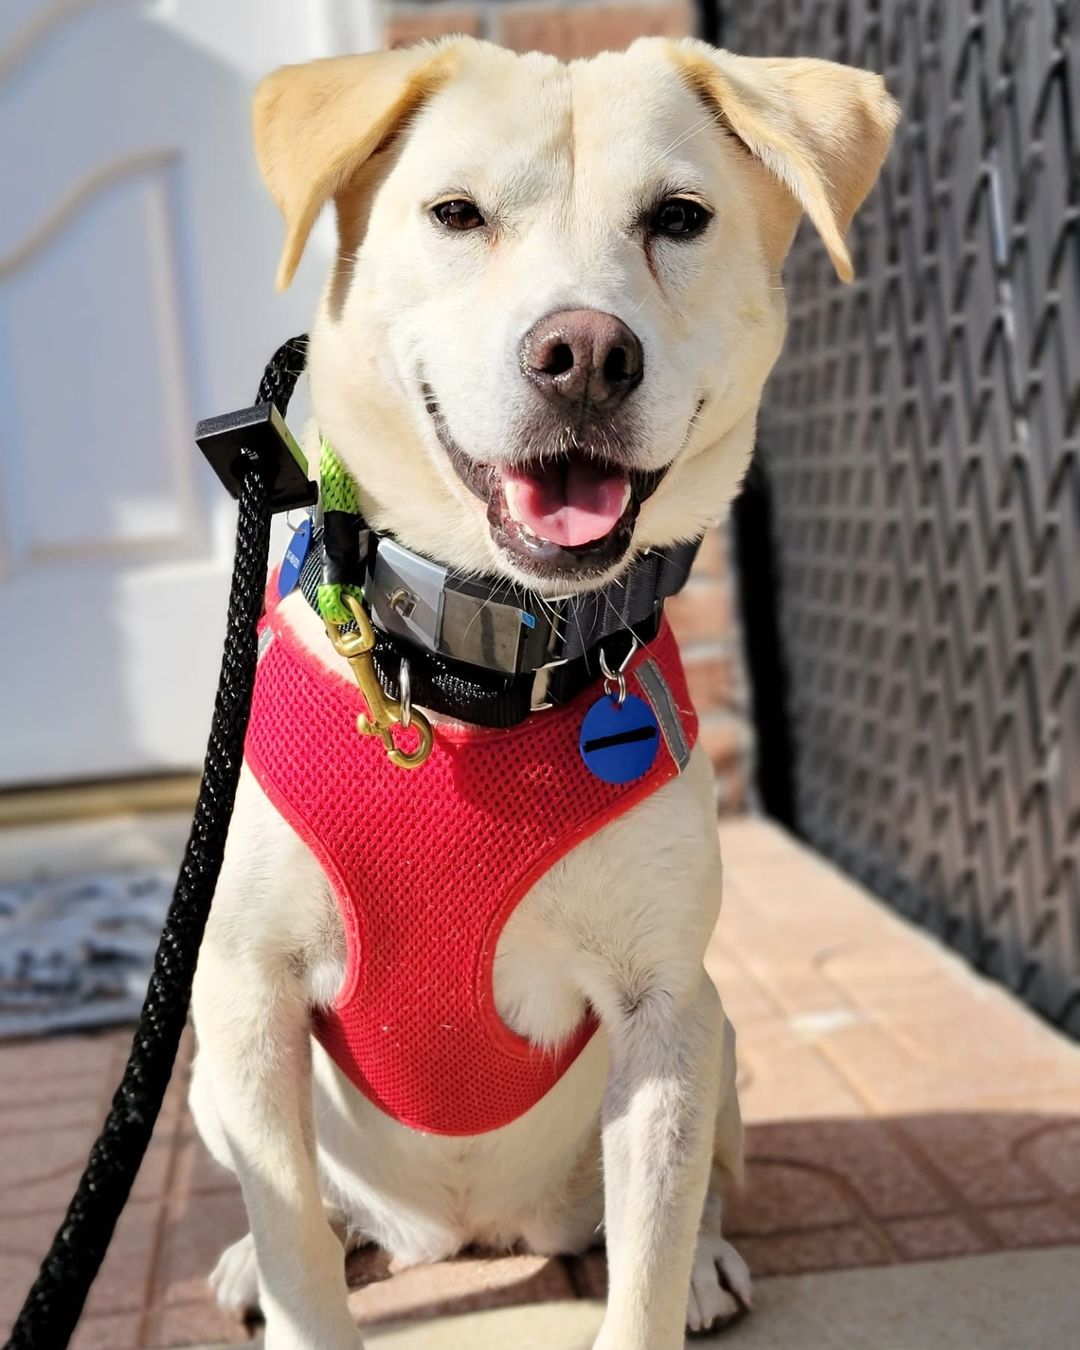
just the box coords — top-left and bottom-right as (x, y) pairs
(209, 1232), (261, 1317)
(686, 1234), (752, 1336)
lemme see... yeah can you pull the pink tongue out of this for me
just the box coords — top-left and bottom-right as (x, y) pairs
(503, 460), (629, 548)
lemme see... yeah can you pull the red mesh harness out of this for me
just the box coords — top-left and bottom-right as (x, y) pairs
(244, 587), (698, 1136)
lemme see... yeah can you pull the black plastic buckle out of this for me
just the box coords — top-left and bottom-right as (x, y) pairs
(196, 403), (318, 513)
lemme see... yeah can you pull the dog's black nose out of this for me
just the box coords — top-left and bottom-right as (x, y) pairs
(520, 309), (644, 412)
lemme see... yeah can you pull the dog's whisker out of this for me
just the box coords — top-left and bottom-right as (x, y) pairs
(646, 111), (724, 169)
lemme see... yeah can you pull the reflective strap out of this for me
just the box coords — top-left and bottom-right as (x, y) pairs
(257, 627), (275, 661)
(636, 657), (691, 772)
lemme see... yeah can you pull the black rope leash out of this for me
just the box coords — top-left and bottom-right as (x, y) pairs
(4, 338), (310, 1350)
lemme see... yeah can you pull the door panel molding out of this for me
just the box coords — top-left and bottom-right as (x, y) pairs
(0, 0), (118, 85)
(0, 147), (175, 280)
(0, 150), (203, 576)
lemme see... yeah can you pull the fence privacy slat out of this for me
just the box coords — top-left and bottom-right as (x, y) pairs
(722, 0), (1080, 1035)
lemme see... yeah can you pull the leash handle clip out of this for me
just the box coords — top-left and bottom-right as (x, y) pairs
(325, 593), (434, 770)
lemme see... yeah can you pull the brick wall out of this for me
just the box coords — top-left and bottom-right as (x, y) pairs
(382, 0), (752, 812)
(385, 1), (694, 51)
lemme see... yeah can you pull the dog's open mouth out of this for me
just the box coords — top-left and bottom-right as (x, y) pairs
(423, 384), (662, 577)
(491, 453), (656, 568)
(465, 449), (663, 576)
(502, 457), (630, 549)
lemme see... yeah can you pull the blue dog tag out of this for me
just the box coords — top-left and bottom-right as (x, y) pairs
(579, 692), (661, 784)
(278, 517), (312, 598)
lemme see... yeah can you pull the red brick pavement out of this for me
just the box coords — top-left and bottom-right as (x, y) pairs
(2, 820), (1078, 1346)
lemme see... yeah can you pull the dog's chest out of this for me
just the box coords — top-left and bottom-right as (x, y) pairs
(248, 597), (698, 1135)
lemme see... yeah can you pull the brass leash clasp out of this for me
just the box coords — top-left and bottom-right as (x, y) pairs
(324, 592), (434, 770)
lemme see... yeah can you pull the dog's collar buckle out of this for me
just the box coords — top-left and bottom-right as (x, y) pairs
(529, 655), (572, 712)
(366, 536), (566, 678)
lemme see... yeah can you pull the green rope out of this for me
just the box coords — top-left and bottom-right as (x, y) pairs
(317, 438), (365, 624)
(319, 437), (360, 514)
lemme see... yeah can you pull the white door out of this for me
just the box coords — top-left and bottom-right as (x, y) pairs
(0, 0), (380, 787)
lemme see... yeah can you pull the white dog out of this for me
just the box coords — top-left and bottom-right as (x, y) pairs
(189, 36), (897, 1350)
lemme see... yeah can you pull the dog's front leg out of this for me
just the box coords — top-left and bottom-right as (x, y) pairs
(594, 972), (723, 1350)
(193, 943), (359, 1350)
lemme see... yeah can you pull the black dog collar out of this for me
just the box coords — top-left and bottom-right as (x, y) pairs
(295, 523), (700, 729)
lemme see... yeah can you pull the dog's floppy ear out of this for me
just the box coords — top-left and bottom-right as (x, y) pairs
(254, 46), (459, 290)
(672, 41), (899, 281)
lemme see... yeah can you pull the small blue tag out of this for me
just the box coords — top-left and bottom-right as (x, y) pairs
(579, 692), (661, 785)
(278, 517), (312, 598)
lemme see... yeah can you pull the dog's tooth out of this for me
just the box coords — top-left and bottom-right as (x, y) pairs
(505, 481), (526, 525)
(619, 479), (632, 514)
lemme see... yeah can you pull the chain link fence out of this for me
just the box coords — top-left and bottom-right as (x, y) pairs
(720, 1), (1080, 1034)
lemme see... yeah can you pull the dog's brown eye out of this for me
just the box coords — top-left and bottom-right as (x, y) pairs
(433, 199), (485, 231)
(650, 197), (711, 239)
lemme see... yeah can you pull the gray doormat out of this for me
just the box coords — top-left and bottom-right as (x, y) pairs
(0, 868), (172, 1038)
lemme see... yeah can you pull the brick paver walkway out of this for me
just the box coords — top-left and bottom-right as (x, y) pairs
(2, 818), (1078, 1346)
